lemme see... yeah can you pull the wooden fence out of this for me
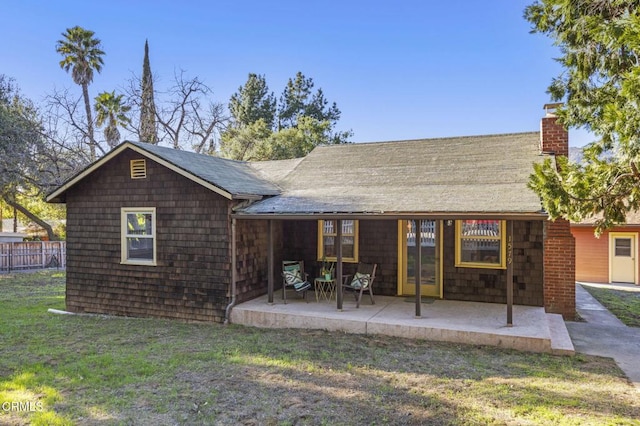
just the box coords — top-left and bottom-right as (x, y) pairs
(0, 241), (66, 272)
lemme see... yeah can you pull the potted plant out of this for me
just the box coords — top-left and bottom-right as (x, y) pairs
(320, 257), (334, 280)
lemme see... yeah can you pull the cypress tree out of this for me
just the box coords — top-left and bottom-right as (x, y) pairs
(139, 39), (158, 143)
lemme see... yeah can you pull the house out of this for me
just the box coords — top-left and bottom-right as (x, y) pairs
(0, 232), (27, 243)
(46, 105), (576, 323)
(572, 212), (640, 285)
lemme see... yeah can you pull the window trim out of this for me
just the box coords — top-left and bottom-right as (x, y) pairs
(317, 220), (359, 263)
(455, 220), (506, 269)
(121, 207), (157, 266)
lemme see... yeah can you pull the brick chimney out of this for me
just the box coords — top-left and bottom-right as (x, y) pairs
(540, 103), (569, 156)
(540, 103), (576, 319)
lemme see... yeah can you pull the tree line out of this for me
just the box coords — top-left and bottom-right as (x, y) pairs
(7, 1), (640, 240)
(1, 26), (352, 239)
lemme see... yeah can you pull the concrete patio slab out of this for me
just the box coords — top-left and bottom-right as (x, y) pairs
(230, 294), (574, 355)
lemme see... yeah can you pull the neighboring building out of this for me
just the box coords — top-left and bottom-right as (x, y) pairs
(47, 106), (576, 322)
(0, 232), (27, 243)
(572, 212), (640, 285)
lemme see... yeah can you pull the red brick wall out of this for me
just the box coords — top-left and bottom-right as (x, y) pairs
(544, 219), (576, 318)
(541, 114), (576, 318)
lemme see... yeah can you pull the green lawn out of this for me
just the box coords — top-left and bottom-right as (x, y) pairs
(1, 271), (639, 425)
(581, 284), (640, 327)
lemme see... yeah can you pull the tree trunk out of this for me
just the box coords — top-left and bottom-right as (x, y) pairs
(82, 83), (96, 161)
(4, 198), (58, 241)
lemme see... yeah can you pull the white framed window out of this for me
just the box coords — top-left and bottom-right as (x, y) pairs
(317, 220), (359, 263)
(455, 220), (506, 269)
(121, 207), (156, 265)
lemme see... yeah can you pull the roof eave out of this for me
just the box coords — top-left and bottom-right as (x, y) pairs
(231, 211), (548, 221)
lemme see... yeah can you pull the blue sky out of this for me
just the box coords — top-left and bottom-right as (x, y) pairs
(1, 0), (592, 147)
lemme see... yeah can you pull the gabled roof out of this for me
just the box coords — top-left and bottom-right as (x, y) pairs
(47, 141), (281, 203)
(237, 132), (549, 217)
(48, 133), (551, 219)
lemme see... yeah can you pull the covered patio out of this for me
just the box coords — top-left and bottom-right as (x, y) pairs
(227, 115), (576, 348)
(230, 294), (575, 355)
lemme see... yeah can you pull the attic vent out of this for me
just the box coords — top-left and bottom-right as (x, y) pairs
(130, 159), (147, 179)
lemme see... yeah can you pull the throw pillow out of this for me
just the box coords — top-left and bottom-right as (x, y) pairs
(351, 272), (370, 289)
(283, 270), (303, 286)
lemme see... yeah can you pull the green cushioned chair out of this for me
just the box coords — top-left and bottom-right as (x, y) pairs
(342, 263), (377, 308)
(281, 260), (311, 304)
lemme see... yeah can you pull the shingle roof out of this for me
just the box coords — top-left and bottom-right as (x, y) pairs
(125, 141), (280, 197)
(48, 133), (550, 217)
(249, 157), (303, 184)
(572, 210), (640, 226)
(46, 141), (280, 203)
(238, 132), (548, 216)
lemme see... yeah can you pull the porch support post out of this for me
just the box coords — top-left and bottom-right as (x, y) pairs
(336, 219), (343, 310)
(267, 219), (274, 304)
(506, 220), (514, 326)
(415, 220), (422, 318)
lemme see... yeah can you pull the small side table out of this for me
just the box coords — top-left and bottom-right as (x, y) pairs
(314, 277), (336, 302)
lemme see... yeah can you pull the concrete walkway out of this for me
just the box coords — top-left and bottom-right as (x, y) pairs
(566, 283), (640, 391)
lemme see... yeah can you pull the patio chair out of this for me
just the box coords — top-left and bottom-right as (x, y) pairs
(282, 260), (311, 304)
(342, 263), (377, 308)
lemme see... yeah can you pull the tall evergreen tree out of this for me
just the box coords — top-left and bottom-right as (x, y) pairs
(56, 26), (105, 160)
(277, 71), (341, 130)
(139, 39), (158, 144)
(228, 73), (276, 129)
(525, 0), (640, 234)
(221, 71), (351, 161)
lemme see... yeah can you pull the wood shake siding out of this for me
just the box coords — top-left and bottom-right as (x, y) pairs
(280, 219), (542, 305)
(281, 220), (399, 295)
(443, 221), (544, 306)
(65, 149), (232, 322)
(235, 219), (283, 302)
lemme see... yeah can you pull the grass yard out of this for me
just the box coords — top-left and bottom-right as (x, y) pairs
(581, 284), (640, 327)
(1, 271), (639, 425)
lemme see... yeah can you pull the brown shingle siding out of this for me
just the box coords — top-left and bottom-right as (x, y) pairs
(65, 148), (232, 322)
(443, 221), (544, 306)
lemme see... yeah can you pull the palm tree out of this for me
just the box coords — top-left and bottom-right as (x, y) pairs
(95, 91), (131, 148)
(56, 26), (105, 160)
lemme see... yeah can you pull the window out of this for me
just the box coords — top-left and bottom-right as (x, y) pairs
(318, 220), (358, 263)
(121, 207), (156, 265)
(615, 238), (632, 257)
(455, 220), (506, 269)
